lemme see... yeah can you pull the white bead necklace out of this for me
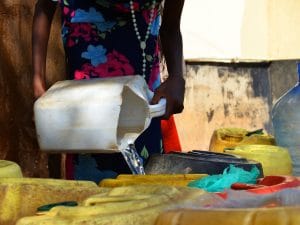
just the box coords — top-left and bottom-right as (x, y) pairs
(129, 0), (157, 78)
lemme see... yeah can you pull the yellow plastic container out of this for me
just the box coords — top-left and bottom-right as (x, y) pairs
(209, 128), (276, 153)
(155, 207), (300, 225)
(224, 145), (292, 176)
(0, 160), (23, 178)
(0, 178), (104, 225)
(16, 185), (206, 225)
(116, 174), (205, 180)
(99, 174), (207, 187)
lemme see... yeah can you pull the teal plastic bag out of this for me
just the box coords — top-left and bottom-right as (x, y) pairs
(188, 165), (260, 192)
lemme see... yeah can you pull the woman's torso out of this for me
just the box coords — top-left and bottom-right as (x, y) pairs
(57, 0), (163, 90)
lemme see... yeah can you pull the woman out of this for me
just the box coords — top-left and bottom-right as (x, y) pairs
(32, 0), (185, 182)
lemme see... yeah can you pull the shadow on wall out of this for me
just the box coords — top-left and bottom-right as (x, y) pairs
(0, 1), (65, 177)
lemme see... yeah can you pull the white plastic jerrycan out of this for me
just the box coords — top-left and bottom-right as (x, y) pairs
(34, 75), (166, 153)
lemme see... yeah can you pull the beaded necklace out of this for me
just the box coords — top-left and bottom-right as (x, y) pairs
(129, 0), (157, 78)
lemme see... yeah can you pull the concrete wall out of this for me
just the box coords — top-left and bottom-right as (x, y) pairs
(174, 61), (298, 151)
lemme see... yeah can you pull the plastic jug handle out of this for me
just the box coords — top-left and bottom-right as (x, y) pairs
(149, 98), (166, 118)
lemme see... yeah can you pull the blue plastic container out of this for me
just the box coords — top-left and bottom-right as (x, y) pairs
(272, 63), (300, 176)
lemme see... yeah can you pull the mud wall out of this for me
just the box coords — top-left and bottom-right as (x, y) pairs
(0, 1), (65, 177)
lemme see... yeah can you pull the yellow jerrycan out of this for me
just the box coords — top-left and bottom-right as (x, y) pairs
(209, 128), (275, 153)
(0, 160), (23, 178)
(16, 185), (206, 225)
(224, 145), (292, 176)
(0, 178), (104, 225)
(155, 207), (300, 225)
(99, 174), (207, 187)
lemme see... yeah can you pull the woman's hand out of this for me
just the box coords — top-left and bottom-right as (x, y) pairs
(151, 76), (185, 119)
(33, 74), (46, 99)
(154, 0), (185, 119)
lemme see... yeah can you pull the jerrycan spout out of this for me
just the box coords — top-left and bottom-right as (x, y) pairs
(116, 80), (166, 150)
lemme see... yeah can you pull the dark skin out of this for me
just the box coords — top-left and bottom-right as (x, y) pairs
(32, 0), (57, 98)
(32, 0), (185, 119)
(152, 0), (185, 118)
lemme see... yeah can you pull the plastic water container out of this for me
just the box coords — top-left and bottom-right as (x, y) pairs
(209, 128), (275, 153)
(34, 76), (166, 153)
(272, 63), (300, 176)
(155, 207), (300, 225)
(0, 178), (103, 225)
(16, 186), (205, 225)
(99, 174), (207, 187)
(0, 160), (23, 178)
(224, 145), (292, 176)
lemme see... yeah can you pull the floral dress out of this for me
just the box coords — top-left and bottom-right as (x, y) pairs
(52, 0), (164, 182)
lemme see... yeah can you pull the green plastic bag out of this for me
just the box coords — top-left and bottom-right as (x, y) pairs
(188, 165), (260, 192)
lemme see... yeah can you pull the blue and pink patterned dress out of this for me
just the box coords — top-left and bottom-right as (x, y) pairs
(51, 0), (164, 182)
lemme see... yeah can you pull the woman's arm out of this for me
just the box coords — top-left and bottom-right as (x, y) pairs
(151, 0), (185, 119)
(32, 0), (57, 98)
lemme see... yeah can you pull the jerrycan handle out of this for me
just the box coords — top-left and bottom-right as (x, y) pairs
(149, 98), (166, 118)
